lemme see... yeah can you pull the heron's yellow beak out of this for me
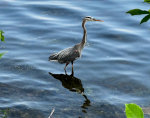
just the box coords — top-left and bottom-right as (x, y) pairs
(95, 19), (104, 22)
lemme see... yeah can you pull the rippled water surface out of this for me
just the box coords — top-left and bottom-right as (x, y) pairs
(0, 0), (150, 118)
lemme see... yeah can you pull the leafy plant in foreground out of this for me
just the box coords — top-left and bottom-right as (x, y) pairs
(125, 103), (144, 118)
(0, 52), (6, 59)
(126, 0), (150, 24)
(0, 30), (5, 59)
(0, 30), (5, 42)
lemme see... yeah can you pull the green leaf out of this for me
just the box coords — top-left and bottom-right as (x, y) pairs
(140, 15), (150, 24)
(0, 52), (6, 59)
(0, 31), (1, 40)
(0, 30), (5, 42)
(144, 0), (150, 3)
(1, 35), (5, 42)
(125, 103), (144, 118)
(126, 9), (149, 15)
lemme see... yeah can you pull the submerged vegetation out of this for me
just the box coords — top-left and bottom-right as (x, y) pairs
(0, 103), (145, 118)
(0, 109), (9, 118)
(127, 0), (150, 24)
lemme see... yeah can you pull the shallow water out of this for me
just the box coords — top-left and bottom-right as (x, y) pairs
(0, 0), (150, 118)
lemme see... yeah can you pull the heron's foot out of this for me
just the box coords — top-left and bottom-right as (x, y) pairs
(64, 69), (67, 75)
(64, 62), (69, 75)
(71, 61), (74, 76)
(71, 69), (74, 76)
(71, 72), (74, 76)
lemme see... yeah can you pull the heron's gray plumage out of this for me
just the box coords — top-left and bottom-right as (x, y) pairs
(49, 43), (81, 63)
(49, 16), (103, 73)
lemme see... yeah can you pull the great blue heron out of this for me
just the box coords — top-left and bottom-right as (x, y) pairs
(49, 16), (103, 74)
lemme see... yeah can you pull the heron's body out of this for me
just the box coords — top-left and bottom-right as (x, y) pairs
(49, 16), (103, 74)
(49, 43), (82, 64)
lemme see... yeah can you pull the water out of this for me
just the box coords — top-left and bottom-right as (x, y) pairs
(0, 0), (150, 118)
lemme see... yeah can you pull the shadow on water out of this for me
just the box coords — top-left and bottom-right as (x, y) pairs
(49, 72), (91, 113)
(48, 73), (127, 118)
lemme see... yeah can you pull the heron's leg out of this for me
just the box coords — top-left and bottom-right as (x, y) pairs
(71, 61), (74, 76)
(64, 62), (69, 74)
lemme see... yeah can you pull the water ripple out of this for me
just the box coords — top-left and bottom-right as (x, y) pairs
(0, 0), (150, 118)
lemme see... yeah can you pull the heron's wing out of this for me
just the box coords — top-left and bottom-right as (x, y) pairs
(49, 53), (59, 61)
(57, 47), (80, 63)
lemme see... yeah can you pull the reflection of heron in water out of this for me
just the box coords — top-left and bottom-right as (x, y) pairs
(49, 72), (90, 110)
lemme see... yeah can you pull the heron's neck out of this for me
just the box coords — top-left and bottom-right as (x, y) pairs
(80, 20), (87, 49)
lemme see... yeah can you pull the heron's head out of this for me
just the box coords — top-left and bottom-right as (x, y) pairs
(83, 16), (103, 22)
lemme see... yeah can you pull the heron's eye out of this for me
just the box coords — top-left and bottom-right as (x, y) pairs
(85, 16), (92, 19)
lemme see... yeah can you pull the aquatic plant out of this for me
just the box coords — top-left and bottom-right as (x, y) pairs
(126, 0), (150, 24)
(0, 109), (9, 118)
(48, 108), (55, 118)
(0, 30), (5, 59)
(125, 103), (144, 118)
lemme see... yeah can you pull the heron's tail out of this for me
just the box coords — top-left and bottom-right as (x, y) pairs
(49, 53), (58, 61)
